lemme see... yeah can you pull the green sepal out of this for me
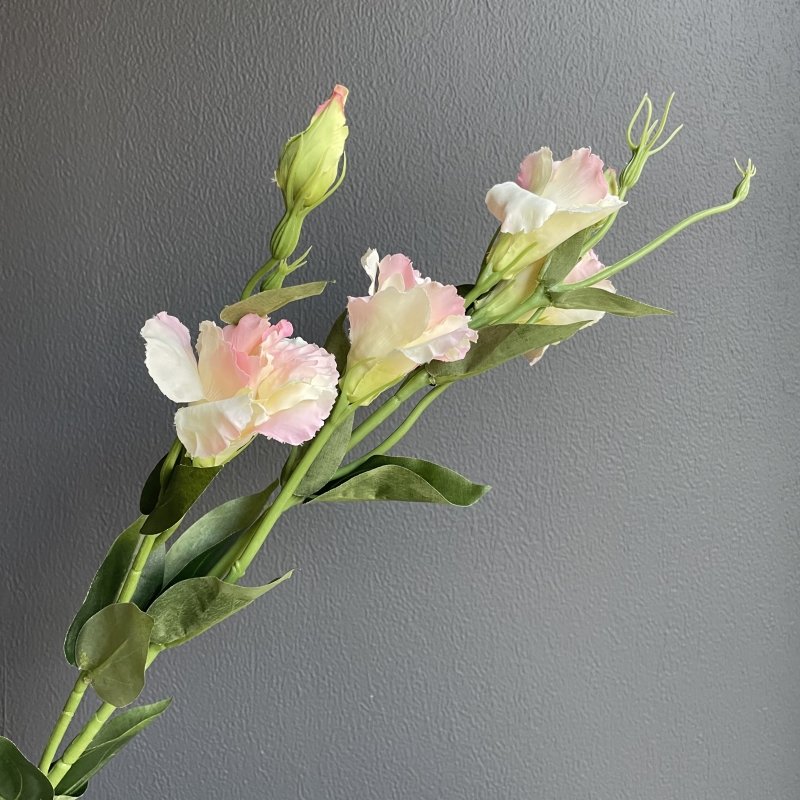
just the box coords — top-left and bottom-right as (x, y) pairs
(148, 573), (293, 650)
(427, 322), (585, 383)
(53, 700), (172, 798)
(140, 462), (222, 537)
(538, 230), (587, 286)
(64, 517), (145, 666)
(312, 456), (489, 506)
(76, 604), (154, 707)
(0, 737), (53, 800)
(550, 287), (672, 317)
(139, 455), (167, 515)
(162, 486), (275, 586)
(219, 281), (328, 324)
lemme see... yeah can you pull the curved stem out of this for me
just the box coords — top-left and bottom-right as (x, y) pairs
(334, 385), (449, 480)
(116, 535), (155, 604)
(552, 191), (749, 292)
(241, 257), (279, 300)
(38, 675), (89, 774)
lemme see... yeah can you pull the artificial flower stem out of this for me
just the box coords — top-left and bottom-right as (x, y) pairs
(225, 396), (355, 585)
(553, 165), (755, 292)
(37, 674), (90, 774)
(241, 257), (279, 300)
(347, 371), (431, 453)
(47, 702), (116, 786)
(333, 384), (450, 480)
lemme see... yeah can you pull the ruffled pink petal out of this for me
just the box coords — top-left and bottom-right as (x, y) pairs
(564, 249), (604, 284)
(174, 394), (254, 459)
(252, 338), (339, 445)
(141, 312), (204, 403)
(196, 321), (249, 401)
(544, 148), (608, 206)
(517, 147), (554, 194)
(377, 253), (423, 292)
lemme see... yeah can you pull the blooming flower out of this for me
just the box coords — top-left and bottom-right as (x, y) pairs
(343, 250), (477, 405)
(141, 312), (339, 464)
(484, 147), (625, 277)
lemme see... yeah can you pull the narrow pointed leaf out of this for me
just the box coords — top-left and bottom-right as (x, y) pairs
(140, 462), (222, 537)
(288, 412), (354, 497)
(220, 281), (327, 324)
(551, 287), (672, 317)
(148, 573), (293, 650)
(139, 454), (167, 515)
(323, 309), (350, 373)
(312, 456), (489, 506)
(0, 737), (53, 800)
(163, 485), (274, 586)
(539, 230), (587, 286)
(427, 322), (585, 383)
(76, 604), (154, 707)
(64, 517), (145, 665)
(54, 700), (172, 798)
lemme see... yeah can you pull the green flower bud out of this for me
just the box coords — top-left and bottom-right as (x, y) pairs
(275, 85), (349, 214)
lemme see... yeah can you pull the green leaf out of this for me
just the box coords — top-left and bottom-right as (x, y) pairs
(163, 486), (274, 586)
(148, 574), (293, 650)
(76, 604), (154, 707)
(130, 543), (166, 611)
(140, 462), (222, 537)
(550, 287), (672, 317)
(287, 412), (354, 497)
(323, 309), (350, 373)
(0, 737), (53, 800)
(64, 517), (145, 666)
(427, 322), (585, 383)
(54, 700), (172, 798)
(538, 230), (587, 286)
(312, 456), (489, 506)
(139, 454), (167, 515)
(220, 281), (327, 324)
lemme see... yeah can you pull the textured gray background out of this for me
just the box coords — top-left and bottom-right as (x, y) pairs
(1, 1), (798, 798)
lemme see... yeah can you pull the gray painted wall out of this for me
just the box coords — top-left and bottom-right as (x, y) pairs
(2, 1), (798, 798)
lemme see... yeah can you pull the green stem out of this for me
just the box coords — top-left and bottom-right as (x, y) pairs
(552, 190), (749, 292)
(225, 396), (354, 584)
(241, 257), (279, 300)
(47, 702), (116, 786)
(347, 371), (430, 453)
(334, 384), (450, 480)
(116, 535), (155, 604)
(38, 675), (89, 774)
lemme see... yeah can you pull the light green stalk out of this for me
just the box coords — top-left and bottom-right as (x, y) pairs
(38, 675), (90, 774)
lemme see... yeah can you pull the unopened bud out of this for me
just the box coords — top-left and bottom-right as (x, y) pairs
(275, 85), (349, 214)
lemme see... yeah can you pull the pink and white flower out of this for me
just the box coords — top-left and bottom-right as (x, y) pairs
(141, 312), (339, 464)
(484, 148), (625, 275)
(344, 250), (477, 404)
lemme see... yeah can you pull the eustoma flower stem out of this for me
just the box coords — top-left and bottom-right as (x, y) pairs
(38, 675), (90, 773)
(551, 162), (755, 292)
(224, 394), (355, 585)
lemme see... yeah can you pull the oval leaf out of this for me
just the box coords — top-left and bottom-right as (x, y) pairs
(130, 542), (166, 611)
(312, 456), (489, 506)
(163, 485), (275, 586)
(54, 700), (172, 798)
(0, 738), (53, 800)
(64, 517), (145, 666)
(551, 287), (672, 317)
(140, 463), (222, 537)
(220, 281), (327, 324)
(76, 604), (154, 707)
(428, 322), (585, 383)
(148, 573), (293, 650)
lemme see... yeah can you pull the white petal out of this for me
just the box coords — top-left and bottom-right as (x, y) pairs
(141, 313), (204, 403)
(361, 248), (380, 295)
(485, 182), (557, 234)
(174, 394), (254, 459)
